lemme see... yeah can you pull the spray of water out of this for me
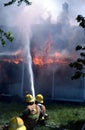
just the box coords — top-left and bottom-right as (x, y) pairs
(26, 33), (35, 98)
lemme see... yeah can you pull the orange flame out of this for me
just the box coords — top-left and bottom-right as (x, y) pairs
(32, 55), (69, 66)
(1, 58), (24, 64)
(33, 57), (44, 66)
(32, 47), (69, 66)
(0, 50), (25, 64)
(32, 35), (73, 66)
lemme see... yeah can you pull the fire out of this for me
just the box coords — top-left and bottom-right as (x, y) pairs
(54, 52), (61, 58)
(0, 50), (25, 64)
(32, 35), (73, 66)
(0, 38), (75, 66)
(1, 58), (24, 64)
(32, 47), (69, 66)
(32, 54), (69, 66)
(33, 57), (44, 66)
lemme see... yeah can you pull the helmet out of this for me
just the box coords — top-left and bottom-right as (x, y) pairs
(25, 94), (34, 103)
(8, 117), (26, 130)
(35, 94), (44, 103)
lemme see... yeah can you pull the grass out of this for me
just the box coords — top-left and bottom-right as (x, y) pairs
(0, 102), (24, 125)
(1, 102), (85, 130)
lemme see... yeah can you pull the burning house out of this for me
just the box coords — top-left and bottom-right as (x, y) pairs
(0, 0), (85, 102)
(0, 23), (84, 102)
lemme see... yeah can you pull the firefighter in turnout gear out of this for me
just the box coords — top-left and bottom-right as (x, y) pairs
(21, 94), (40, 130)
(35, 94), (48, 125)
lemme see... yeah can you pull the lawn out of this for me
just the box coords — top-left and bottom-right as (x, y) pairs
(0, 102), (85, 130)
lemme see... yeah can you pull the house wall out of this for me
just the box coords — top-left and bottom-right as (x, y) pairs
(53, 83), (84, 102)
(33, 65), (84, 102)
(8, 83), (24, 98)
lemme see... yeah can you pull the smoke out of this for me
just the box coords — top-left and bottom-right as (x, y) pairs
(0, 0), (85, 26)
(31, 1), (85, 60)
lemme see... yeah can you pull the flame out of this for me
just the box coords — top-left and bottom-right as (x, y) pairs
(0, 50), (25, 64)
(32, 45), (69, 66)
(32, 35), (73, 66)
(54, 52), (61, 58)
(32, 54), (69, 66)
(33, 57), (44, 66)
(0, 37), (75, 67)
(1, 58), (24, 64)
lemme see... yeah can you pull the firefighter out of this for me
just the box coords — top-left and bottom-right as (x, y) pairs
(35, 94), (48, 125)
(21, 94), (40, 130)
(3, 116), (26, 130)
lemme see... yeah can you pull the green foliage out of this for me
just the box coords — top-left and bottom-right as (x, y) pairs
(76, 15), (85, 28)
(0, 29), (14, 47)
(75, 45), (82, 50)
(69, 15), (85, 80)
(4, 0), (32, 6)
(72, 71), (82, 80)
(69, 45), (85, 80)
(69, 61), (83, 70)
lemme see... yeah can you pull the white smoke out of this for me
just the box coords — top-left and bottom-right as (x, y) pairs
(0, 0), (85, 28)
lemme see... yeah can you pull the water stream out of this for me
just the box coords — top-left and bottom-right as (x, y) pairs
(26, 34), (35, 98)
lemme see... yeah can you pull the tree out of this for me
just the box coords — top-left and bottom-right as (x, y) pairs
(69, 15), (85, 80)
(0, 29), (14, 46)
(0, 0), (32, 46)
(4, 0), (32, 6)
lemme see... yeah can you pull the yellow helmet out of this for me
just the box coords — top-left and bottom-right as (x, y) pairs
(35, 94), (44, 103)
(25, 94), (34, 103)
(8, 117), (26, 130)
